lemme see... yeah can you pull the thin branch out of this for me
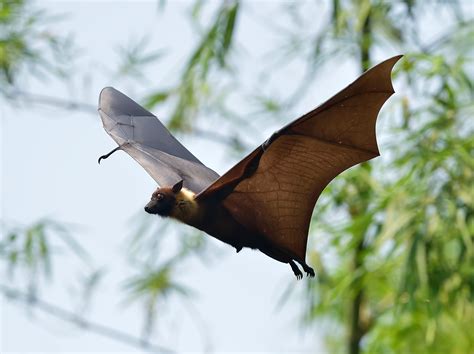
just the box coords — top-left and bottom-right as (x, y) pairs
(192, 127), (250, 149)
(5, 89), (240, 149)
(348, 240), (365, 354)
(7, 90), (97, 113)
(348, 9), (372, 354)
(0, 283), (173, 353)
(181, 300), (213, 353)
(418, 19), (474, 53)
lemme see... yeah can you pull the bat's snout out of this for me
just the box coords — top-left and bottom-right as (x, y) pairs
(144, 201), (158, 214)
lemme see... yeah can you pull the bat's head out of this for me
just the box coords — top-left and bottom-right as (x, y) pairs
(144, 180), (183, 216)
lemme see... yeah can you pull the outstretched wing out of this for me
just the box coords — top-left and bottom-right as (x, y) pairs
(196, 55), (402, 262)
(98, 87), (219, 193)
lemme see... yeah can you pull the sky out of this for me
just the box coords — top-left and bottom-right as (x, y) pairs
(1, 1), (330, 352)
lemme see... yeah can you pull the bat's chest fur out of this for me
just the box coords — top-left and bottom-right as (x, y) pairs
(168, 189), (202, 224)
(168, 189), (260, 251)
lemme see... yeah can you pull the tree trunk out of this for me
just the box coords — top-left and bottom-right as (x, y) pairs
(348, 6), (372, 354)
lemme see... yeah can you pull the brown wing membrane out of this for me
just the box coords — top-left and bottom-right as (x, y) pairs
(224, 136), (373, 261)
(196, 55), (402, 262)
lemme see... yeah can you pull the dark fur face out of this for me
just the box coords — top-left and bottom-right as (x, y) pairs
(144, 181), (183, 216)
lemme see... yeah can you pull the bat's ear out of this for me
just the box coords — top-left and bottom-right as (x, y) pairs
(172, 180), (183, 194)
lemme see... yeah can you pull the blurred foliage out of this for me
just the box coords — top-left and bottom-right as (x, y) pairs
(114, 35), (165, 82)
(122, 212), (216, 340)
(288, 2), (474, 354)
(0, 0), (75, 90)
(144, 1), (240, 132)
(305, 54), (473, 354)
(124, 260), (192, 342)
(0, 219), (90, 295)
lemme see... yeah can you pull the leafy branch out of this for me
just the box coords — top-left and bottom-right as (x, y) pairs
(0, 283), (173, 353)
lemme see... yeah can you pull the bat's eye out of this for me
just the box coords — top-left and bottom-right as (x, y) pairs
(156, 193), (164, 201)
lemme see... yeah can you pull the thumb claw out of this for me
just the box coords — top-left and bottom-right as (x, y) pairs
(98, 146), (122, 164)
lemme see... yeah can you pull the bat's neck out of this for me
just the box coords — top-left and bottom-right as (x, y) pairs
(169, 188), (202, 225)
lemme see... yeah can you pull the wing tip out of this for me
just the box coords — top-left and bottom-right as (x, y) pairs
(376, 54), (404, 94)
(98, 86), (154, 119)
(389, 54), (404, 61)
(379, 54), (404, 68)
(98, 86), (118, 109)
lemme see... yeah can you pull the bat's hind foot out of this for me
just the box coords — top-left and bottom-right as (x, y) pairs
(302, 263), (315, 278)
(289, 261), (303, 280)
(296, 260), (315, 277)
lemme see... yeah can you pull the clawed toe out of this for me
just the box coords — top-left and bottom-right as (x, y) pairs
(302, 264), (315, 278)
(289, 261), (303, 280)
(294, 270), (303, 280)
(289, 260), (315, 279)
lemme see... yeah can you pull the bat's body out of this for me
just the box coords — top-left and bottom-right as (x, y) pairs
(98, 55), (402, 279)
(144, 182), (313, 277)
(149, 184), (249, 250)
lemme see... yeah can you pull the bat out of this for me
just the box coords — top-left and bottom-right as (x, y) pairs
(98, 55), (402, 279)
